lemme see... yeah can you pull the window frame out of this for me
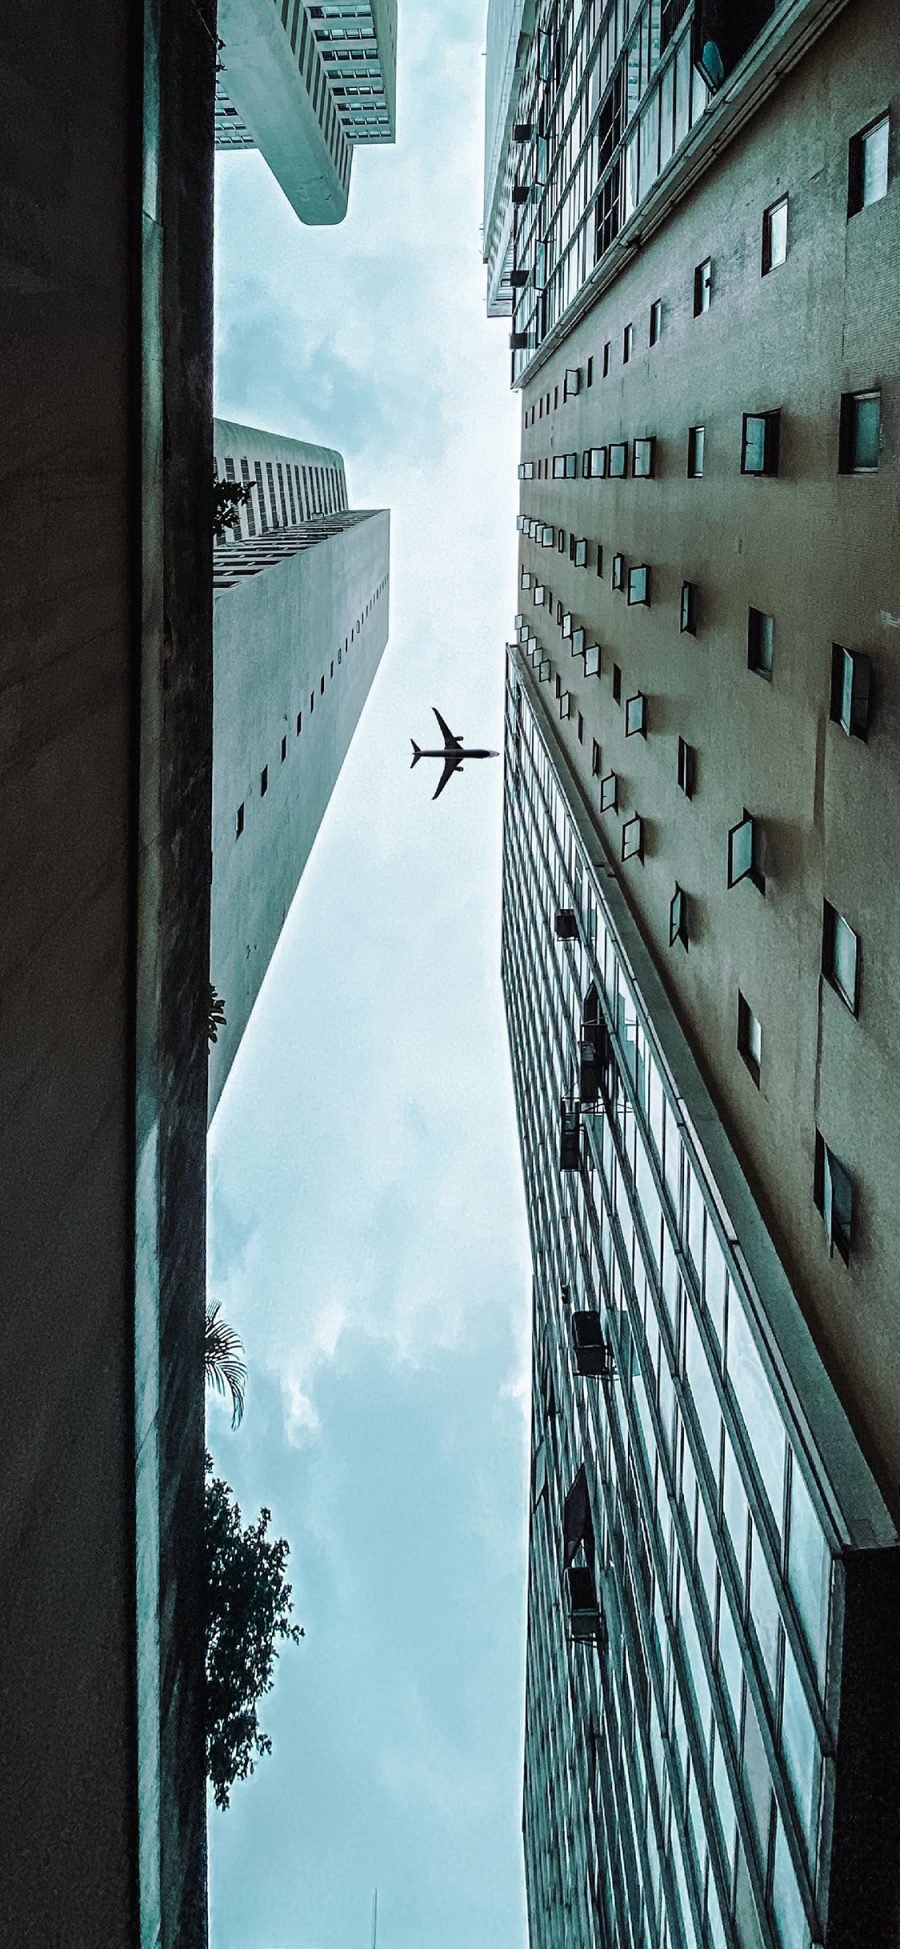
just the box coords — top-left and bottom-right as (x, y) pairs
(847, 112), (890, 217)
(612, 553), (626, 592)
(627, 564), (650, 606)
(608, 442), (628, 479)
(633, 436), (656, 479)
(830, 642), (870, 739)
(838, 389), (881, 473)
(677, 737), (695, 798)
(727, 810), (765, 893)
(693, 257), (713, 315)
(681, 581), (697, 635)
(622, 815), (643, 862)
(625, 692), (647, 738)
(814, 1133), (854, 1263)
(761, 195), (788, 274)
(687, 424), (705, 478)
(822, 901), (860, 1014)
(669, 884), (688, 949)
(623, 322), (634, 364)
(649, 298), (662, 346)
(737, 993), (762, 1086)
(741, 410), (781, 477)
(747, 607), (775, 679)
(600, 770), (618, 812)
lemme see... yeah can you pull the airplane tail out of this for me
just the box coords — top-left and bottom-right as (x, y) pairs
(410, 739), (422, 768)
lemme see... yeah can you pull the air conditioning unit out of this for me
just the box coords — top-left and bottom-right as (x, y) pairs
(571, 1312), (616, 1379)
(511, 183), (531, 205)
(554, 908), (578, 940)
(579, 1026), (607, 1102)
(513, 121), (533, 142)
(510, 267), (529, 288)
(568, 1565), (602, 1642)
(510, 331), (529, 350)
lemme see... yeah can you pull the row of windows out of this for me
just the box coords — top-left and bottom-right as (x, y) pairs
(519, 387), (885, 485)
(231, 577), (387, 839)
(216, 450), (347, 541)
(281, 0), (351, 182)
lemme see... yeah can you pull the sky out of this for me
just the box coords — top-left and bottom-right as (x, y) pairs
(208, 6), (532, 1946)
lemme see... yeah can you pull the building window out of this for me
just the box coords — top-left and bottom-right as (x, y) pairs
(737, 993), (762, 1084)
(577, 711), (584, 744)
(669, 884), (688, 948)
(572, 627), (585, 656)
(557, 529), (566, 554)
(235, 802), (244, 838)
(839, 389), (881, 472)
(596, 546), (604, 579)
(814, 1132), (854, 1262)
(602, 341), (610, 377)
(281, 736), (287, 762)
(592, 738), (602, 777)
(564, 368), (581, 397)
(518, 460), (535, 480)
(727, 810), (765, 892)
(848, 112), (889, 216)
(260, 766), (268, 797)
(742, 410), (781, 476)
(586, 446), (607, 478)
(612, 554), (625, 592)
(608, 443), (627, 479)
(681, 581), (697, 634)
(320, 675), (325, 694)
(649, 299), (662, 345)
(627, 564), (649, 606)
(600, 771), (618, 811)
(622, 815), (643, 862)
(555, 673), (562, 699)
(830, 643), (870, 738)
(822, 902), (860, 1013)
(623, 322), (634, 364)
(625, 693), (646, 737)
(687, 425), (705, 477)
(633, 437), (655, 478)
(761, 196), (788, 273)
(534, 584), (546, 606)
(554, 386), (559, 409)
(559, 688), (572, 719)
(693, 257), (713, 314)
(310, 691), (315, 712)
(562, 611), (573, 638)
(552, 452), (578, 479)
(542, 525), (554, 546)
(677, 737), (695, 797)
(296, 711), (302, 735)
(521, 568), (532, 590)
(573, 538), (588, 568)
(584, 644), (601, 677)
(747, 607), (775, 678)
(587, 356), (594, 386)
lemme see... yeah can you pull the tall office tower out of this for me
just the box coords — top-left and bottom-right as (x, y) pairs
(487, 1), (900, 1945)
(210, 419), (390, 1114)
(216, 0), (397, 223)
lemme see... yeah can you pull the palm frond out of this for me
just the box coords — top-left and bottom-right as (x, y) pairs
(205, 1303), (248, 1427)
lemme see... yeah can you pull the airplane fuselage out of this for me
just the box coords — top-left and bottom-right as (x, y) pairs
(418, 747), (498, 761)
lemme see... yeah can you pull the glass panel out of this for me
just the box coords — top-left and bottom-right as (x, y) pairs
(685, 1164), (704, 1284)
(684, 1307), (722, 1479)
(747, 1521), (781, 1698)
(862, 115), (889, 205)
(781, 1635), (818, 1843)
(741, 1692), (773, 1872)
(723, 1439), (749, 1584)
(726, 1297), (785, 1529)
(704, 1230), (726, 1344)
(786, 1459), (831, 1685)
(770, 1809), (809, 1949)
(717, 1594), (744, 1739)
(711, 1723), (737, 1883)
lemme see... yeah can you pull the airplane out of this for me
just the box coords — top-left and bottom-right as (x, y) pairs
(410, 708), (499, 801)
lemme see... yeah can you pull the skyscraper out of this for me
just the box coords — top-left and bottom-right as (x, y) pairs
(216, 0), (397, 223)
(486, 1), (900, 1943)
(211, 418), (390, 1114)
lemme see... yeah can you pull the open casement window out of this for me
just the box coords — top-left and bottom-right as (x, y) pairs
(677, 737), (695, 797)
(571, 627), (585, 658)
(627, 565), (649, 606)
(573, 538), (588, 568)
(625, 693), (646, 737)
(531, 1438), (547, 1510)
(848, 112), (889, 216)
(534, 584), (546, 606)
(586, 446), (607, 479)
(747, 607), (775, 677)
(822, 901), (860, 1014)
(693, 256), (713, 314)
(621, 815), (642, 862)
(737, 992), (762, 1085)
(584, 644), (601, 678)
(741, 410), (781, 476)
(608, 443), (627, 479)
(591, 739), (602, 777)
(649, 298), (662, 345)
(761, 196), (788, 273)
(518, 460), (535, 479)
(727, 810), (765, 891)
(623, 322), (634, 364)
(520, 567), (532, 590)
(814, 1132), (854, 1263)
(562, 612), (573, 639)
(538, 658), (553, 682)
(632, 437), (655, 478)
(830, 643), (870, 738)
(564, 367), (581, 397)
(559, 689), (572, 720)
(600, 771), (617, 812)
(839, 390), (881, 473)
(559, 1096), (581, 1171)
(669, 884), (688, 948)
(687, 425), (705, 477)
(612, 553), (626, 592)
(681, 581), (697, 634)
(571, 1312), (615, 1378)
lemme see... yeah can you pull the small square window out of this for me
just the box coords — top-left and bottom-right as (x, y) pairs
(669, 885), (688, 948)
(564, 367), (581, 397)
(612, 664), (622, 703)
(281, 736), (287, 762)
(737, 993), (762, 1085)
(649, 299), (662, 346)
(584, 644), (601, 677)
(822, 901), (860, 1013)
(839, 390), (881, 472)
(592, 738), (602, 777)
(830, 643), (870, 738)
(608, 443), (627, 479)
(742, 411), (781, 476)
(260, 766), (268, 796)
(693, 257), (713, 315)
(727, 810), (765, 892)
(633, 437), (655, 478)
(747, 608), (775, 678)
(677, 738), (695, 798)
(627, 565), (649, 606)
(848, 113), (889, 216)
(761, 196), (788, 273)
(814, 1132), (854, 1262)
(687, 425), (705, 477)
(602, 341), (610, 377)
(623, 322), (634, 363)
(612, 554), (625, 592)
(236, 802), (245, 838)
(625, 693), (646, 737)
(622, 815), (642, 862)
(600, 771), (618, 812)
(681, 582), (697, 634)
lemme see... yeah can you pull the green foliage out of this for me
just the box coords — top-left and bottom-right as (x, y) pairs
(205, 1304), (247, 1428)
(206, 1457), (304, 1810)
(208, 982), (227, 1046)
(213, 476), (256, 542)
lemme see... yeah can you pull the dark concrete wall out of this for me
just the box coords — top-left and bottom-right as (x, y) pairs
(515, 0), (900, 1521)
(0, 0), (213, 1939)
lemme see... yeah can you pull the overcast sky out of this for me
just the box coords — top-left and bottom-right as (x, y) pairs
(208, 6), (531, 1946)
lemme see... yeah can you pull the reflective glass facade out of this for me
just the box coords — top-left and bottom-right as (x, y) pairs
(502, 650), (899, 1949)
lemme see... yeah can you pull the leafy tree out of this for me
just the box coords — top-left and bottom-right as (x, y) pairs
(208, 982), (227, 1046)
(206, 1457), (304, 1810)
(205, 1303), (248, 1428)
(213, 476), (256, 542)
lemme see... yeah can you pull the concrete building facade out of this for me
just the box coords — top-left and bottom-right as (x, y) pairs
(487, 0), (900, 1944)
(216, 0), (397, 223)
(210, 420), (390, 1114)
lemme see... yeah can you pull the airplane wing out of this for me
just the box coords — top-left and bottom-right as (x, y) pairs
(433, 755), (463, 801)
(433, 707), (462, 749)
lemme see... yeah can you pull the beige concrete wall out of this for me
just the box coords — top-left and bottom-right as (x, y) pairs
(515, 0), (900, 1515)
